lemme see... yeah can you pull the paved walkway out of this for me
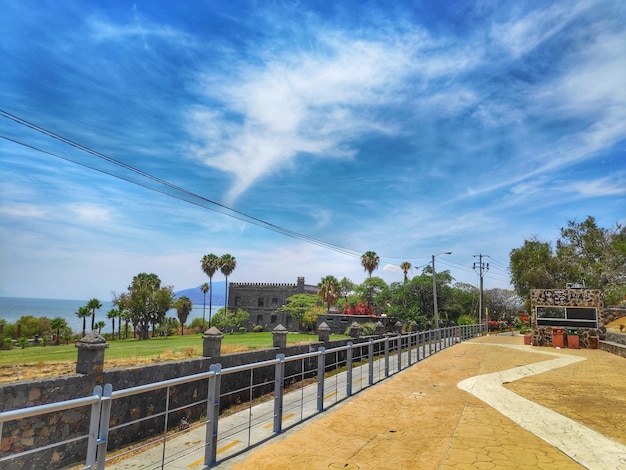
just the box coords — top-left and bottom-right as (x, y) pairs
(222, 336), (626, 470)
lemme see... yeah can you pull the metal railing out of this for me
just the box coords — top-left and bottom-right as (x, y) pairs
(0, 324), (479, 469)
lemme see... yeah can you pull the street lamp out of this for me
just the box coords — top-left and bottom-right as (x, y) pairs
(432, 251), (452, 339)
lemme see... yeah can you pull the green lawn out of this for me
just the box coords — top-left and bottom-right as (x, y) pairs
(0, 332), (348, 365)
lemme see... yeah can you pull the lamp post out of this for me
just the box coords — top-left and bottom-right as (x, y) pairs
(432, 251), (452, 344)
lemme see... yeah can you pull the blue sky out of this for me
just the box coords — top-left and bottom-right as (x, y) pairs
(1, 0), (624, 300)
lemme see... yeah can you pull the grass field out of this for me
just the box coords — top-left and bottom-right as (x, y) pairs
(0, 332), (348, 366)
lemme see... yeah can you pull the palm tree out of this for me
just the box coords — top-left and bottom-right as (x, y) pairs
(200, 283), (209, 330)
(107, 308), (119, 340)
(318, 275), (340, 313)
(220, 254), (237, 312)
(400, 261), (412, 282)
(87, 298), (102, 331)
(361, 251), (380, 278)
(76, 306), (91, 337)
(50, 317), (68, 345)
(95, 321), (106, 334)
(175, 296), (193, 335)
(201, 254), (222, 328)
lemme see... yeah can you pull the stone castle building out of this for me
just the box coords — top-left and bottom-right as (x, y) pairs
(227, 277), (318, 331)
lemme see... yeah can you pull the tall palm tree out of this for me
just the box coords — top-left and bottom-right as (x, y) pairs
(200, 282), (209, 329)
(175, 296), (193, 335)
(201, 254), (222, 328)
(76, 306), (91, 337)
(220, 254), (237, 311)
(318, 275), (340, 313)
(107, 308), (119, 340)
(361, 251), (380, 278)
(87, 298), (102, 331)
(400, 261), (412, 282)
(50, 317), (68, 345)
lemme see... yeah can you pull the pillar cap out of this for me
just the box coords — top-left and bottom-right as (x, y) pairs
(273, 324), (288, 333)
(75, 331), (109, 350)
(203, 326), (224, 337)
(317, 322), (331, 332)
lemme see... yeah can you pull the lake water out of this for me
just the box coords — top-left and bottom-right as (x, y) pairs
(0, 297), (222, 335)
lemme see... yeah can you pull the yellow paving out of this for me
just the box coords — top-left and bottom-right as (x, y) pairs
(221, 335), (626, 470)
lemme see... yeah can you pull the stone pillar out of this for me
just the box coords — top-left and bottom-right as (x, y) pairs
(273, 324), (288, 349)
(317, 322), (331, 343)
(410, 321), (418, 333)
(349, 322), (360, 339)
(75, 331), (109, 378)
(203, 326), (224, 358)
(394, 321), (403, 334)
(375, 321), (385, 336)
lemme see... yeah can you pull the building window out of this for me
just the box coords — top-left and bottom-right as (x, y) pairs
(258, 297), (264, 307)
(270, 314), (277, 323)
(234, 297), (241, 306)
(271, 297), (279, 305)
(256, 314), (263, 325)
(286, 315), (291, 329)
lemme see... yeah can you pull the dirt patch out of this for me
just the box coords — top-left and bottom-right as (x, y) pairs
(605, 315), (626, 332)
(0, 344), (252, 384)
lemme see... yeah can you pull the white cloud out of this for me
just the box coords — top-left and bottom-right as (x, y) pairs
(185, 25), (482, 204)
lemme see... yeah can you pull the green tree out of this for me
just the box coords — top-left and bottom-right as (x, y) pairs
(87, 298), (102, 331)
(279, 294), (319, 330)
(174, 295), (193, 335)
(76, 306), (91, 337)
(400, 261), (412, 282)
(556, 216), (626, 293)
(509, 238), (560, 300)
(220, 254), (237, 309)
(211, 307), (249, 333)
(95, 320), (106, 333)
(106, 308), (119, 340)
(339, 277), (355, 304)
(200, 282), (209, 329)
(302, 305), (325, 331)
(318, 275), (340, 313)
(124, 273), (174, 340)
(355, 276), (387, 309)
(201, 254), (222, 327)
(50, 317), (69, 345)
(361, 251), (380, 278)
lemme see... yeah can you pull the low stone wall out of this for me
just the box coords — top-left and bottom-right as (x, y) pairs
(604, 307), (626, 324)
(599, 334), (626, 358)
(0, 336), (375, 469)
(531, 325), (605, 348)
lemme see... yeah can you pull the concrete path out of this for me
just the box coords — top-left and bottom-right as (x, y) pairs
(106, 336), (626, 469)
(458, 344), (626, 469)
(225, 336), (626, 469)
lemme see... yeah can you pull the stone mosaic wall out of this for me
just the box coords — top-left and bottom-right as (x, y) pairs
(530, 289), (604, 348)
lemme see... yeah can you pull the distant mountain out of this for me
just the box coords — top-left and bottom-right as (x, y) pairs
(175, 282), (226, 307)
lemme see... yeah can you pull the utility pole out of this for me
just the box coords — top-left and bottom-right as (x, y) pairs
(473, 254), (489, 334)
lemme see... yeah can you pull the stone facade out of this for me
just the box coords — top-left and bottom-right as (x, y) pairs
(530, 288), (604, 348)
(228, 276), (318, 331)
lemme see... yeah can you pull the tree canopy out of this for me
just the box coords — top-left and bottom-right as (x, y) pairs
(510, 216), (626, 305)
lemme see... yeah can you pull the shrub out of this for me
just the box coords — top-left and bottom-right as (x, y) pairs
(252, 325), (264, 333)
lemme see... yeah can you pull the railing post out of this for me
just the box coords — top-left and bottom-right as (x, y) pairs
(421, 331), (425, 361)
(85, 385), (102, 469)
(406, 332), (413, 367)
(273, 354), (285, 434)
(346, 343), (353, 397)
(317, 348), (325, 412)
(95, 383), (112, 470)
(397, 335), (402, 372)
(205, 363), (221, 467)
(384, 336), (390, 378)
(368, 339), (374, 386)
